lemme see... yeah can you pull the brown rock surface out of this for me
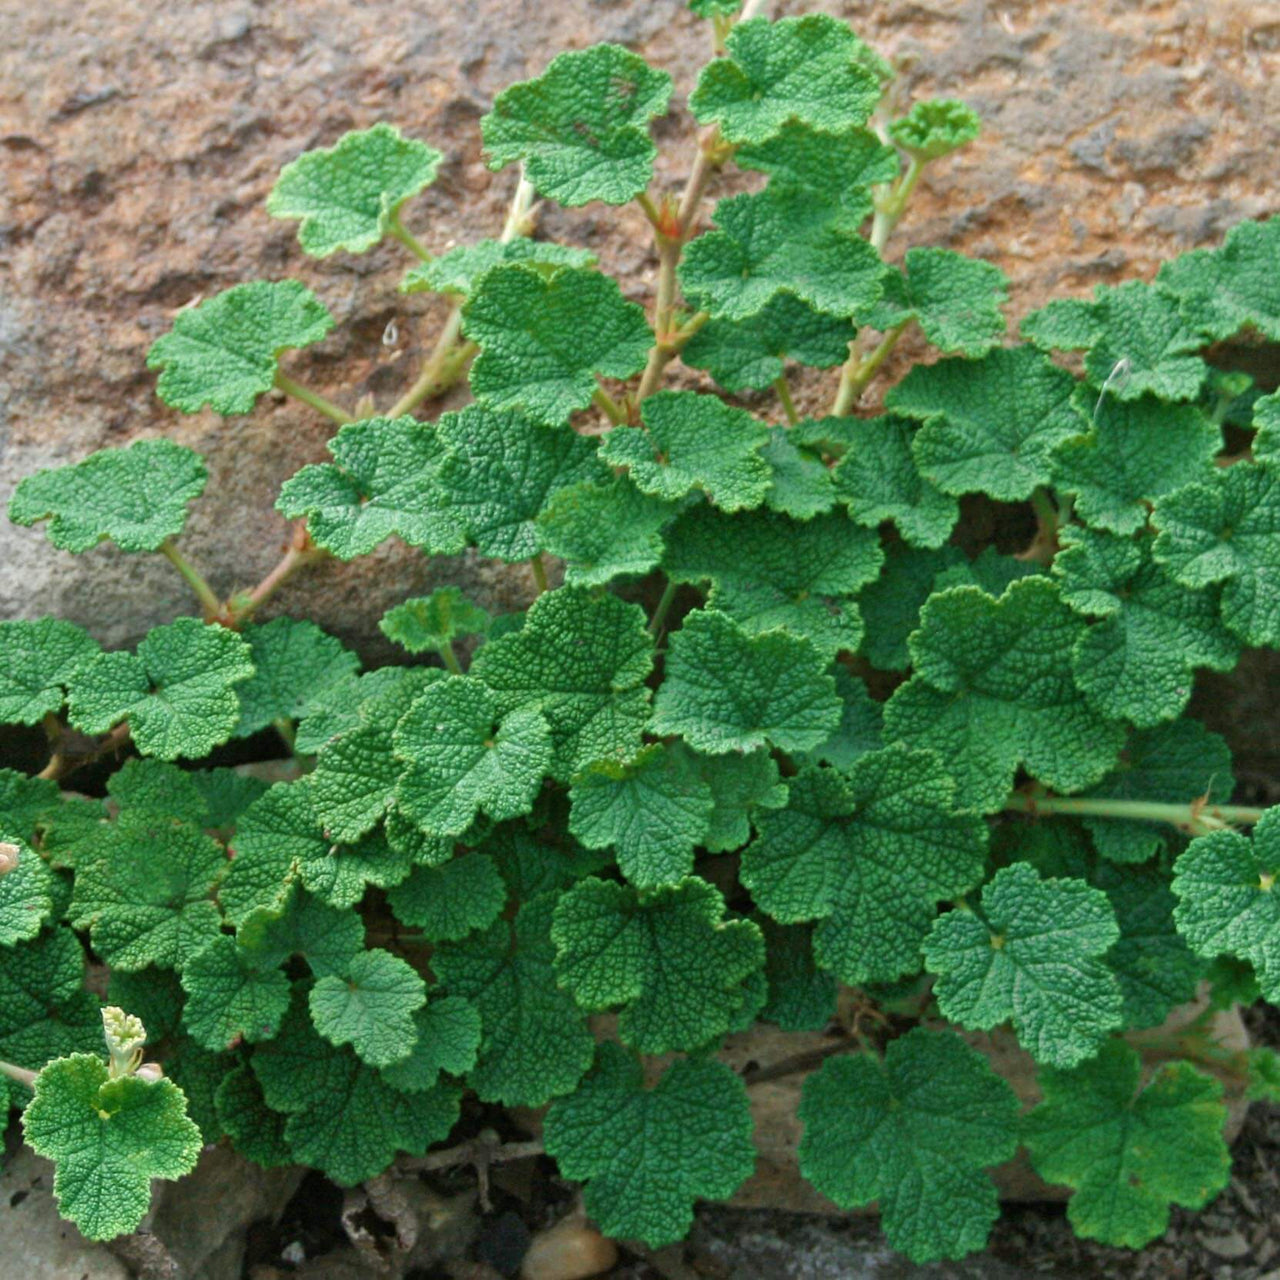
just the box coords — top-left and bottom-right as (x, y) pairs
(2, 0), (1278, 652)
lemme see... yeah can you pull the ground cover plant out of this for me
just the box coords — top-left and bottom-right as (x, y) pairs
(3, 0), (1280, 1264)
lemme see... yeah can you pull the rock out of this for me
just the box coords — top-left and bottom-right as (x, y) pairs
(520, 1211), (619, 1280)
(3, 1), (1277, 655)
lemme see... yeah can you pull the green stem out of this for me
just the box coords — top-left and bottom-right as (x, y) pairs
(228, 537), (330, 627)
(831, 321), (909, 416)
(648, 577), (679, 636)
(272, 372), (354, 425)
(530, 553), (550, 596)
(870, 156), (924, 253)
(1004, 790), (1267, 836)
(438, 640), (463, 676)
(0, 1059), (37, 1090)
(159, 539), (222, 619)
(273, 718), (297, 752)
(635, 190), (665, 232)
(387, 211), (432, 262)
(592, 384), (628, 425)
(774, 375), (800, 426)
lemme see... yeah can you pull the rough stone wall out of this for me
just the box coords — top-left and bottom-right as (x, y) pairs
(2, 0), (1278, 655)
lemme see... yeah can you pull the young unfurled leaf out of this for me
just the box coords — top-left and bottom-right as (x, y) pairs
(23, 1054), (202, 1241)
(735, 122), (898, 209)
(463, 265), (651, 425)
(435, 405), (607, 560)
(682, 294), (853, 392)
(652, 609), (841, 754)
(379, 587), (492, 656)
(798, 1028), (1018, 1262)
(1054, 528), (1238, 727)
(277, 415), (466, 559)
(234, 617), (360, 738)
(67, 618), (253, 760)
(1022, 1040), (1229, 1247)
(1156, 215), (1280, 341)
(883, 579), (1125, 812)
(832, 413), (960, 548)
(886, 346), (1081, 501)
(433, 895), (595, 1106)
(146, 281), (334, 415)
(679, 187), (883, 321)
(544, 1043), (755, 1247)
(661, 504), (882, 658)
(0, 833), (54, 945)
(923, 863), (1123, 1068)
(552, 876), (763, 1052)
(180, 933), (291, 1051)
(386, 852), (507, 942)
(0, 619), (100, 726)
(470, 587), (652, 780)
(309, 947), (426, 1068)
(481, 44), (672, 206)
(1151, 462), (1280, 646)
(599, 390), (772, 512)
(888, 99), (981, 159)
(860, 248), (1008, 356)
(268, 123), (442, 256)
(393, 676), (551, 836)
(1171, 809), (1280, 1000)
(690, 15), (882, 144)
(1051, 394), (1221, 536)
(9, 440), (207, 554)
(742, 747), (987, 983)
(402, 237), (595, 296)
(568, 744), (714, 889)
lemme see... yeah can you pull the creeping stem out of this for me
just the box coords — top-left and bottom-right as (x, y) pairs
(228, 529), (330, 627)
(1004, 790), (1266, 836)
(648, 577), (679, 637)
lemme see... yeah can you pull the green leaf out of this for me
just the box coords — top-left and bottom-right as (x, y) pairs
(0, 619), (100, 724)
(234, 617), (359, 738)
(600, 390), (772, 512)
(671, 742), (788, 854)
(293, 667), (411, 753)
(1171, 809), (1280, 1000)
(386, 853), (507, 942)
(106, 757), (208, 825)
(883, 579), (1125, 813)
(889, 99), (981, 159)
(1156, 215), (1280, 341)
(552, 876), (763, 1053)
(309, 948), (426, 1068)
(215, 1064), (292, 1168)
(857, 543), (964, 672)
(1055, 528), (1238, 727)
(481, 44), (672, 206)
(268, 123), (441, 256)
(759, 427), (838, 519)
(106, 969), (184, 1045)
(679, 186), (883, 321)
(932, 546), (1043, 598)
(544, 1042), (755, 1246)
(689, 0), (742, 16)
(1019, 296), (1100, 351)
(887, 346), (1081, 501)
(1151, 462), (1280, 646)
(146, 281), (334, 415)
(463, 264), (651, 425)
(237, 886), (365, 980)
(190, 769), (270, 830)
(832, 413), (960, 548)
(661, 504), (882, 657)
(379, 587), (491, 655)
(67, 619), (253, 760)
(802, 665), (882, 771)
(683, 293), (853, 391)
(23, 1054), (201, 1241)
(568, 745), (713, 889)
(652, 609), (841, 754)
(923, 863), (1122, 1068)
(9, 440), (207, 553)
(378, 996), (483, 1092)
(0, 834), (54, 945)
(393, 676), (551, 836)
(735, 122), (898, 210)
(485, 824), (611, 899)
(277, 415), (465, 559)
(1052, 394), (1221, 536)
(1253, 390), (1280, 463)
(1022, 1040), (1229, 1247)
(537, 476), (677, 586)
(179, 934), (291, 1050)
(402, 237), (595, 296)
(690, 15), (881, 143)
(433, 895), (595, 1106)
(760, 919), (837, 1031)
(253, 1000), (460, 1185)
(435, 405), (606, 559)
(798, 1028), (1017, 1262)
(470, 587), (653, 780)
(0, 770), (61, 841)
(742, 748), (986, 983)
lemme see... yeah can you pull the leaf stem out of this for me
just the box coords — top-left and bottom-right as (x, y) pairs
(830, 321), (909, 416)
(37, 722), (131, 783)
(592, 384), (628, 425)
(530, 553), (550, 596)
(438, 640), (463, 676)
(387, 210), (432, 262)
(0, 1059), (37, 1090)
(273, 717), (297, 752)
(159, 539), (222, 619)
(272, 372), (354, 425)
(1004, 789), (1267, 836)
(648, 577), (679, 637)
(774, 375), (800, 425)
(870, 156), (925, 254)
(228, 527), (330, 627)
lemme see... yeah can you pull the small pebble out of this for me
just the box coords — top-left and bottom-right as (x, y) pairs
(521, 1213), (618, 1280)
(1199, 1230), (1251, 1260)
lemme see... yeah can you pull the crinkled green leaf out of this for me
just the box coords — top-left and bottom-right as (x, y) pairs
(277, 415), (465, 559)
(544, 1042), (755, 1246)
(309, 947), (425, 1067)
(386, 852), (507, 942)
(889, 99), (981, 159)
(268, 123), (440, 256)
(379, 587), (491, 655)
(802, 665), (882, 771)
(1019, 296), (1100, 352)
(485, 824), (610, 899)
(736, 122), (898, 209)
(190, 769), (270, 831)
(0, 619), (101, 724)
(106, 758), (208, 826)
(887, 346), (1081, 501)
(9, 440), (207, 553)
(670, 742), (788, 854)
(652, 609), (841, 754)
(215, 1064), (292, 1168)
(293, 667), (413, 753)
(551, 876), (764, 1053)
(379, 995), (483, 1092)
(1253, 390), (1280, 462)
(798, 1028), (1017, 1262)
(180, 933), (291, 1051)
(742, 748), (986, 983)
(933, 547), (1044, 599)
(857, 543), (964, 672)
(146, 281), (334, 415)
(0, 834), (54, 945)
(402, 237), (595, 296)
(0, 927), (102, 1072)
(1023, 1040), (1229, 1247)
(690, 15), (881, 143)
(463, 264), (651, 425)
(760, 919), (837, 1031)
(883, 579), (1125, 812)
(481, 44), (672, 205)
(759, 427), (837, 519)
(0, 771), (61, 841)
(237, 885), (365, 980)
